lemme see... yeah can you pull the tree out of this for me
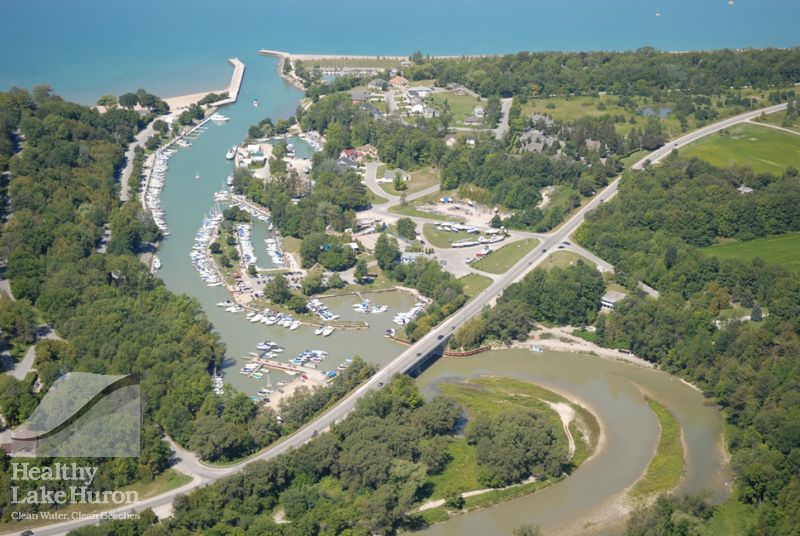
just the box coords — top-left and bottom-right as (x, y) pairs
(328, 272), (345, 289)
(490, 214), (503, 228)
(266, 274), (291, 304)
(375, 233), (400, 271)
(396, 218), (417, 240)
(354, 259), (369, 282)
(118, 92), (138, 108)
(96, 94), (117, 108)
(751, 303), (763, 322)
(393, 172), (408, 191)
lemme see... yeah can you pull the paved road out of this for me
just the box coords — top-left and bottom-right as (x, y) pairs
(493, 97), (513, 140)
(119, 123), (156, 202)
(22, 102), (787, 536)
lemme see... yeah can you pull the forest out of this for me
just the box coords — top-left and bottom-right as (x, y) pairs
(0, 88), (376, 523)
(403, 47), (800, 98)
(576, 158), (800, 535)
(450, 261), (605, 350)
(67, 375), (569, 536)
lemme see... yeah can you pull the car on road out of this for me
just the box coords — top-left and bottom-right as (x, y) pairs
(437, 335), (444, 340)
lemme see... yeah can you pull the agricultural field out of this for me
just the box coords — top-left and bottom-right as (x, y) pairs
(701, 232), (800, 272)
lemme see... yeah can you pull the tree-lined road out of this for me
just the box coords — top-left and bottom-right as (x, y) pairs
(21, 102), (787, 536)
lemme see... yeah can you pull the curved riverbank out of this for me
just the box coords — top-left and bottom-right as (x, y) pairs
(415, 348), (731, 535)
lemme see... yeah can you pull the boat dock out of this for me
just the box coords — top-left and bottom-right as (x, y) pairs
(248, 357), (329, 382)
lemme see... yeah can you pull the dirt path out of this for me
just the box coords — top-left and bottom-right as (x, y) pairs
(542, 400), (576, 458)
(416, 476), (537, 512)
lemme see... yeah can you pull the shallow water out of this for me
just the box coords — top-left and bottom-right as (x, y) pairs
(416, 349), (731, 535)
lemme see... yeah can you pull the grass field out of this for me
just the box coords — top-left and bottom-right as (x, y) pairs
(473, 238), (539, 274)
(703, 497), (756, 536)
(429, 93), (485, 125)
(459, 273), (493, 298)
(680, 123), (800, 175)
(629, 397), (685, 499)
(701, 232), (800, 272)
(380, 166), (440, 196)
(538, 250), (597, 271)
(755, 109), (800, 134)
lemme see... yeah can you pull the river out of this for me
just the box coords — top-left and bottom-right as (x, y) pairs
(416, 349), (732, 535)
(155, 53), (730, 533)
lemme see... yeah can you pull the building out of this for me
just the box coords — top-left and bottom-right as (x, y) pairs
(335, 156), (358, 173)
(601, 290), (627, 309)
(389, 75), (409, 88)
(737, 184), (754, 194)
(367, 78), (387, 90)
(448, 83), (467, 96)
(464, 115), (483, 126)
(410, 102), (425, 115)
(473, 105), (486, 117)
(349, 88), (371, 103)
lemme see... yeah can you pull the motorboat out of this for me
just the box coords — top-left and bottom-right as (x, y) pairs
(322, 325), (335, 337)
(225, 146), (237, 160)
(314, 326), (324, 336)
(289, 320), (301, 331)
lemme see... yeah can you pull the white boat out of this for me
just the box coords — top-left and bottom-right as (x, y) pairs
(225, 146), (237, 160)
(289, 320), (301, 331)
(250, 314), (263, 323)
(253, 99), (259, 107)
(211, 113), (230, 122)
(195, 173), (200, 180)
(322, 325), (335, 337)
(152, 256), (162, 270)
(226, 174), (234, 186)
(314, 326), (324, 336)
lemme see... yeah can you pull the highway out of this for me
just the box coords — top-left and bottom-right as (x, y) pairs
(19, 102), (787, 536)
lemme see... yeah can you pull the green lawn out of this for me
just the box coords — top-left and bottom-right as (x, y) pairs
(459, 273), (493, 299)
(429, 93), (485, 124)
(629, 397), (685, 499)
(621, 149), (650, 168)
(701, 232), (800, 272)
(703, 497), (755, 536)
(473, 238), (539, 274)
(380, 166), (440, 196)
(538, 250), (596, 271)
(423, 223), (477, 248)
(754, 110), (800, 134)
(426, 439), (482, 499)
(680, 123), (800, 175)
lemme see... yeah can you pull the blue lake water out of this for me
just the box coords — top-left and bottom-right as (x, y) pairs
(1, 0), (798, 104)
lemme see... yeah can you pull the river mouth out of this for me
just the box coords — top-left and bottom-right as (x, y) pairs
(415, 348), (731, 535)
